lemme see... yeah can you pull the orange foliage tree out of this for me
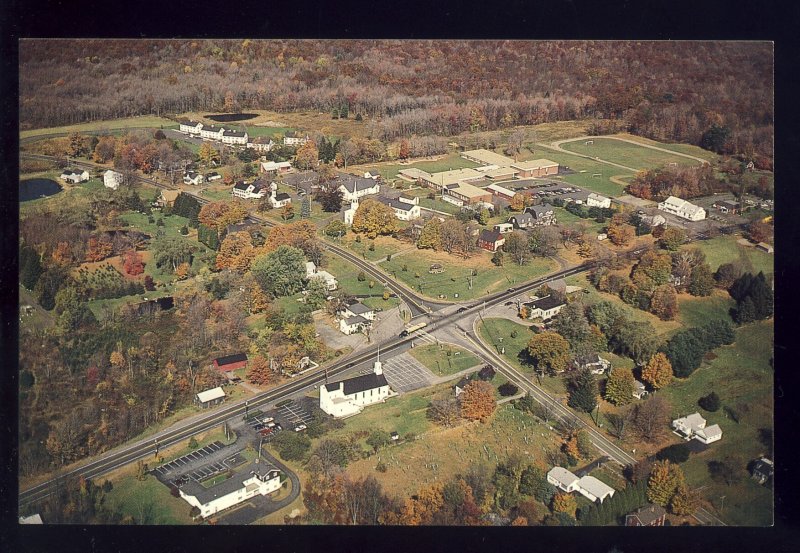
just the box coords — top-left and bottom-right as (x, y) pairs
(399, 482), (445, 525)
(551, 492), (577, 517)
(85, 236), (113, 262)
(122, 249), (144, 275)
(198, 201), (248, 233)
(642, 353), (673, 390)
(263, 220), (317, 253)
(246, 355), (274, 386)
(52, 242), (73, 266)
(215, 232), (257, 272)
(459, 380), (496, 422)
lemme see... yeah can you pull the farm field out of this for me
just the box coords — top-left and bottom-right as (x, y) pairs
(21, 116), (179, 138)
(685, 236), (773, 274)
(179, 110), (369, 141)
(380, 248), (558, 301)
(660, 320), (773, 526)
(559, 136), (702, 171)
(408, 343), (483, 377)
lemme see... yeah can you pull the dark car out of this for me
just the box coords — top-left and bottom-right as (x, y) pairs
(504, 301), (515, 306)
(507, 287), (517, 293)
(456, 306), (468, 313)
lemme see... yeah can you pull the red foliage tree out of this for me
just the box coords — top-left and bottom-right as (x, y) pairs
(122, 249), (144, 276)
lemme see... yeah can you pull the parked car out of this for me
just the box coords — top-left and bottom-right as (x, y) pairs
(294, 424), (307, 432)
(504, 301), (515, 306)
(457, 306), (468, 313)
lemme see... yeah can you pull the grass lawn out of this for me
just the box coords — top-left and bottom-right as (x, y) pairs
(685, 236), (773, 275)
(243, 125), (294, 137)
(553, 207), (606, 234)
(559, 137), (702, 171)
(340, 401), (565, 500)
(418, 197), (463, 215)
(379, 248), (557, 301)
(105, 473), (196, 524)
(408, 344), (483, 377)
(199, 188), (233, 202)
(520, 146), (633, 197)
(21, 116), (179, 138)
(324, 255), (392, 296)
(660, 320), (773, 526)
(328, 233), (408, 262)
(677, 290), (735, 329)
(611, 134), (721, 164)
(274, 293), (306, 316)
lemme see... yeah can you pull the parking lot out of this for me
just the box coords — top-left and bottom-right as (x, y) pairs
(276, 400), (314, 428)
(151, 441), (240, 483)
(354, 352), (435, 393)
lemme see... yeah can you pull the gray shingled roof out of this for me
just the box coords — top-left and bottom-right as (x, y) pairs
(325, 372), (389, 395)
(179, 462), (280, 505)
(337, 174), (377, 193)
(377, 196), (415, 211)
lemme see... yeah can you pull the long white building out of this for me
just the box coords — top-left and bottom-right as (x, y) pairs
(319, 357), (393, 418)
(658, 196), (706, 221)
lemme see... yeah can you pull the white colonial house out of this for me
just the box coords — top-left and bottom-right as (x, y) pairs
(247, 138), (276, 152)
(179, 119), (204, 135)
(183, 171), (204, 185)
(319, 356), (393, 418)
(339, 315), (370, 335)
(205, 172), (222, 182)
(283, 131), (309, 146)
(658, 196), (706, 221)
(547, 468), (615, 504)
(672, 412), (723, 444)
(60, 169), (90, 183)
(305, 261), (338, 291)
(521, 295), (566, 320)
(178, 462), (282, 519)
(196, 386), (225, 409)
(587, 193), (611, 209)
(199, 125), (225, 141)
(340, 301), (375, 321)
(232, 181), (267, 200)
(338, 174), (380, 202)
(260, 160), (293, 175)
(103, 170), (124, 190)
(221, 129), (248, 146)
(376, 196), (421, 221)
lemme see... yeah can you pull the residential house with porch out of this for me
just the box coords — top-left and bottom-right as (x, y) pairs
(221, 129), (248, 146)
(376, 195), (421, 221)
(625, 504), (667, 526)
(305, 261), (338, 291)
(658, 196), (706, 221)
(672, 412), (723, 444)
(103, 169), (124, 190)
(232, 181), (267, 200)
(178, 119), (204, 135)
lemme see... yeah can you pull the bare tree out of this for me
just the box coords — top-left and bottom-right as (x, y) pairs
(427, 398), (461, 427)
(632, 394), (672, 443)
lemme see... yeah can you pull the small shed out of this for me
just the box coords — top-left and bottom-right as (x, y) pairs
(213, 353), (248, 372)
(196, 387), (226, 408)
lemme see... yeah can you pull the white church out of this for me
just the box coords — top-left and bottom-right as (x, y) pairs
(319, 354), (394, 418)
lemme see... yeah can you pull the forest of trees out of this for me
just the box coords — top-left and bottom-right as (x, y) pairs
(19, 40), (773, 162)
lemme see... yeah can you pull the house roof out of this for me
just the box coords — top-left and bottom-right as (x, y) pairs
(455, 376), (472, 389)
(510, 212), (534, 225)
(634, 380), (647, 391)
(675, 412), (706, 430)
(628, 503), (666, 525)
(753, 458), (774, 475)
(161, 190), (181, 203)
(526, 295), (565, 311)
(697, 424), (722, 439)
(233, 181), (250, 191)
(197, 387), (225, 403)
(548, 467), (579, 487)
(325, 372), (389, 395)
(588, 192), (609, 202)
(223, 129), (247, 137)
(346, 302), (373, 315)
(261, 161), (292, 170)
(337, 174), (379, 193)
(206, 172), (220, 178)
(274, 192), (291, 201)
(478, 229), (503, 243)
(526, 204), (555, 217)
(377, 196), (416, 211)
(180, 462), (280, 505)
(214, 353), (248, 366)
(660, 196), (704, 216)
(577, 475), (615, 499)
(342, 314), (369, 326)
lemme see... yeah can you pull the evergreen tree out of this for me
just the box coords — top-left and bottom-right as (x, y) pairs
(300, 196), (311, 219)
(20, 244), (43, 290)
(663, 328), (706, 377)
(567, 368), (598, 413)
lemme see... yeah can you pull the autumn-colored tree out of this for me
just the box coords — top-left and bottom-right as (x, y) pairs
(246, 355), (274, 386)
(198, 141), (220, 167)
(650, 284), (678, 320)
(518, 305), (530, 320)
(198, 201), (247, 233)
(647, 460), (685, 507)
(669, 482), (699, 515)
(459, 380), (496, 422)
(281, 203), (295, 221)
(263, 220), (318, 255)
(551, 492), (577, 517)
(642, 353), (673, 389)
(52, 242), (73, 266)
(527, 332), (571, 376)
(747, 220), (772, 244)
(509, 193), (526, 212)
(399, 482), (445, 525)
(607, 222), (635, 246)
(351, 199), (398, 238)
(175, 262), (190, 280)
(215, 231), (256, 272)
(85, 236), (113, 262)
(659, 227), (687, 251)
(92, 135), (117, 163)
(110, 351), (125, 368)
(563, 434), (581, 463)
(295, 140), (319, 171)
(398, 139), (410, 160)
(122, 249), (144, 276)
(416, 217), (442, 250)
(604, 366), (635, 405)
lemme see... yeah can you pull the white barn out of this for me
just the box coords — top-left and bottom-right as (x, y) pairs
(658, 196), (706, 221)
(319, 358), (393, 418)
(103, 170), (124, 190)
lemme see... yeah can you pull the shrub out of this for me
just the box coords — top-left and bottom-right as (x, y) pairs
(357, 271), (366, 282)
(179, 226), (189, 235)
(188, 437), (198, 449)
(698, 391), (721, 412)
(498, 383), (519, 397)
(376, 461), (387, 473)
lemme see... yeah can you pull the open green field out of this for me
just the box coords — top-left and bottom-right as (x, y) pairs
(685, 236), (773, 274)
(332, 234), (412, 263)
(553, 207), (606, 234)
(21, 116), (179, 139)
(104, 473), (196, 524)
(661, 320), (773, 526)
(380, 249), (557, 302)
(522, 146), (632, 197)
(241, 125), (294, 137)
(559, 137), (702, 171)
(611, 134), (721, 164)
(408, 344), (482, 377)
(677, 290), (735, 329)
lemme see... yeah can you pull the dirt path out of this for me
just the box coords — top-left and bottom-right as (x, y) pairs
(610, 174), (631, 186)
(549, 134), (710, 172)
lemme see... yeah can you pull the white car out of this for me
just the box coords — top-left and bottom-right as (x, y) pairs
(294, 424), (307, 432)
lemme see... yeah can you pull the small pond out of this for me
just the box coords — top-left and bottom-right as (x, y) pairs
(204, 113), (258, 123)
(20, 178), (62, 202)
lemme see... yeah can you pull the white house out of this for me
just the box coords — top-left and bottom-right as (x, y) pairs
(232, 181), (267, 200)
(60, 169), (90, 183)
(547, 467), (580, 493)
(221, 129), (248, 146)
(283, 131), (309, 146)
(338, 174), (380, 202)
(305, 261), (338, 291)
(341, 301), (376, 321)
(339, 315), (370, 335)
(658, 196), (706, 221)
(200, 125), (227, 141)
(319, 356), (393, 418)
(183, 171), (204, 185)
(205, 172), (222, 182)
(260, 160), (293, 175)
(521, 295), (566, 320)
(269, 188), (292, 208)
(363, 171), (381, 180)
(247, 139), (276, 152)
(196, 386), (225, 408)
(178, 463), (282, 519)
(376, 196), (421, 221)
(179, 119), (204, 135)
(493, 222), (514, 234)
(633, 380), (648, 400)
(575, 354), (612, 375)
(576, 475), (616, 503)
(639, 213), (667, 228)
(587, 193), (611, 209)
(672, 412), (723, 444)
(103, 170), (124, 190)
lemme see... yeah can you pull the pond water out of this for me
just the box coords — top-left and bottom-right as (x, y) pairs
(204, 113), (258, 123)
(19, 178), (62, 202)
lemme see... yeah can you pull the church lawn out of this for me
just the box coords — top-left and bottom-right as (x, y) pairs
(408, 344), (483, 377)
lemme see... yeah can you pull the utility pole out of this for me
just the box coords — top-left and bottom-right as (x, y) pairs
(244, 400), (249, 421)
